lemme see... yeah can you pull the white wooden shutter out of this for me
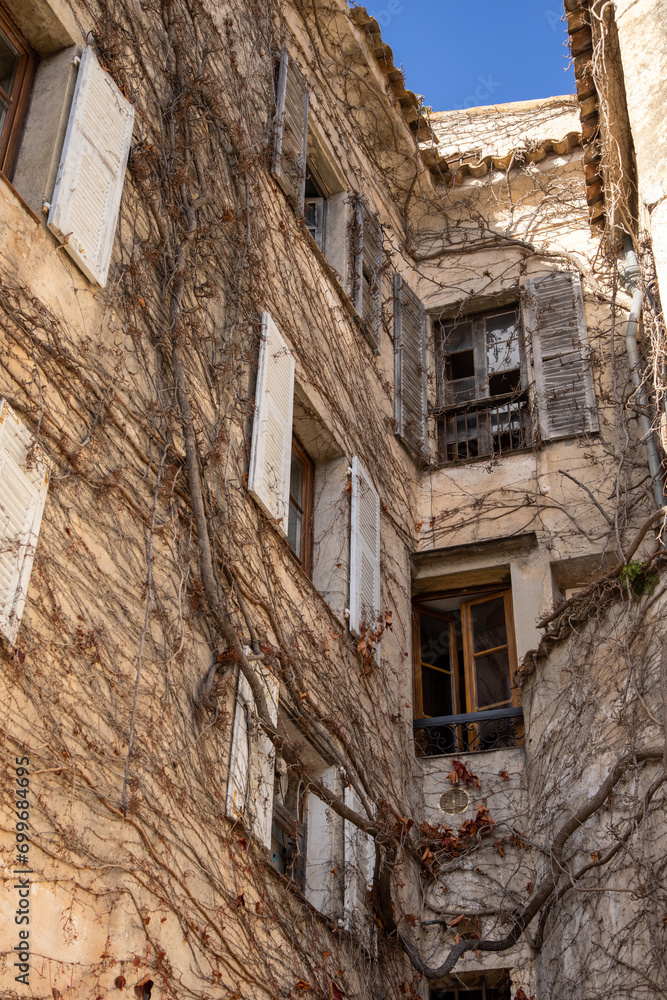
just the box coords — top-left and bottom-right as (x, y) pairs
(351, 196), (382, 353)
(248, 312), (295, 536)
(349, 456), (381, 637)
(48, 47), (134, 288)
(271, 48), (309, 215)
(226, 661), (279, 850)
(343, 786), (375, 937)
(525, 272), (599, 441)
(0, 401), (50, 645)
(304, 765), (339, 916)
(393, 274), (427, 454)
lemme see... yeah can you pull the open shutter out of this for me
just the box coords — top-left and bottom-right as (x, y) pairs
(343, 786), (375, 937)
(349, 456), (381, 637)
(525, 272), (598, 441)
(226, 661), (279, 850)
(271, 48), (309, 216)
(394, 274), (427, 454)
(351, 196), (382, 353)
(0, 401), (50, 645)
(304, 765), (339, 916)
(48, 47), (134, 288)
(248, 312), (295, 536)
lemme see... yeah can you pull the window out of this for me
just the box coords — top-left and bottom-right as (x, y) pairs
(304, 169), (326, 250)
(431, 972), (511, 1000)
(413, 587), (523, 756)
(435, 306), (531, 463)
(0, 6), (37, 178)
(271, 763), (306, 885)
(287, 435), (313, 574)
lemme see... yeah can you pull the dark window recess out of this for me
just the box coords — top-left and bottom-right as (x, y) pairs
(271, 766), (306, 887)
(413, 589), (523, 756)
(0, 8), (37, 178)
(435, 308), (531, 464)
(286, 435), (314, 576)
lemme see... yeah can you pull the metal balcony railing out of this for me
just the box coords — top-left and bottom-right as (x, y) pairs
(414, 706), (524, 757)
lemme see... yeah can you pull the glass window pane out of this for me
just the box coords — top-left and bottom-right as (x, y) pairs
(444, 320), (473, 353)
(419, 614), (455, 717)
(0, 95), (8, 135)
(0, 29), (19, 96)
(486, 312), (520, 374)
(474, 648), (511, 711)
(290, 449), (303, 507)
(471, 597), (507, 653)
(287, 501), (301, 558)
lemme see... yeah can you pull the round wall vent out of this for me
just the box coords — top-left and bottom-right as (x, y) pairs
(439, 787), (469, 815)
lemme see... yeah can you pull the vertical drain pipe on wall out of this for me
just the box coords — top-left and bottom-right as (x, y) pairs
(621, 235), (666, 510)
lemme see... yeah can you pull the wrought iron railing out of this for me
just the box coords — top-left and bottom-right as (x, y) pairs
(414, 706), (524, 757)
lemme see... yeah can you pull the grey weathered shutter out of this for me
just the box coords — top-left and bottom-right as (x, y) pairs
(248, 313), (295, 536)
(226, 662), (279, 851)
(349, 456), (381, 637)
(525, 272), (598, 441)
(343, 786), (375, 938)
(393, 274), (427, 454)
(48, 46), (134, 288)
(271, 48), (309, 216)
(0, 401), (50, 645)
(351, 195), (382, 353)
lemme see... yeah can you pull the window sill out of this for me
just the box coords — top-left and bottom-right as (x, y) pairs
(0, 170), (42, 225)
(428, 445), (534, 471)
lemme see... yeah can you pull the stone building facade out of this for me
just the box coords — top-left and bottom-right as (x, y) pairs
(0, 2), (664, 1000)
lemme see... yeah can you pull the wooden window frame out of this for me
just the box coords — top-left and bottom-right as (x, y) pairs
(413, 587), (520, 724)
(287, 434), (314, 577)
(0, 6), (37, 179)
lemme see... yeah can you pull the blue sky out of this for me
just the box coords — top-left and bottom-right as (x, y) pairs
(360, 1), (574, 111)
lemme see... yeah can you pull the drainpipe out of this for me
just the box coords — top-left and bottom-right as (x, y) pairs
(621, 235), (666, 510)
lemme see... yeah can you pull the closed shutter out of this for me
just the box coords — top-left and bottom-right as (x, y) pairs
(48, 47), (134, 288)
(304, 765), (339, 916)
(0, 401), (50, 645)
(349, 456), (381, 637)
(393, 274), (427, 454)
(525, 272), (599, 441)
(248, 312), (295, 537)
(271, 48), (309, 216)
(343, 786), (374, 937)
(351, 195), (382, 353)
(226, 661), (279, 850)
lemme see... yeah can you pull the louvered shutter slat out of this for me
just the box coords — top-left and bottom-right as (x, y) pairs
(48, 47), (134, 288)
(248, 313), (295, 536)
(0, 401), (50, 645)
(393, 275), (427, 453)
(349, 457), (381, 637)
(271, 49), (309, 214)
(526, 272), (599, 441)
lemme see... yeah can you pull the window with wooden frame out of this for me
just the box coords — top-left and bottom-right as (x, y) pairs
(435, 306), (531, 463)
(0, 6), (37, 178)
(271, 763), (306, 887)
(413, 586), (523, 755)
(286, 435), (314, 575)
(431, 971), (511, 1000)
